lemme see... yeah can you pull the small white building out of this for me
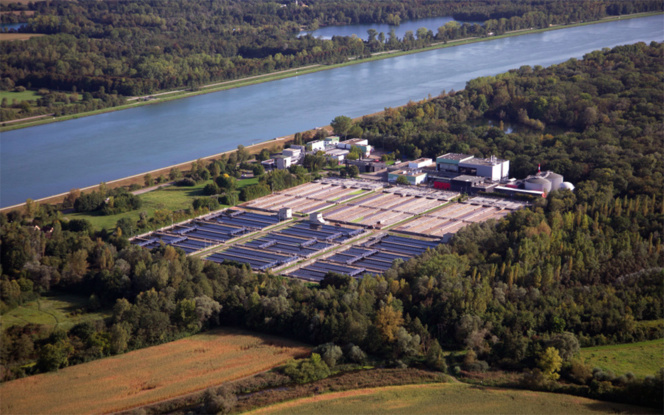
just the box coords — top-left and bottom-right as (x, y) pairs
(290, 144), (307, 152)
(325, 148), (349, 164)
(282, 148), (301, 159)
(387, 169), (428, 185)
(275, 155), (292, 170)
(307, 140), (326, 152)
(408, 158), (434, 169)
(337, 138), (372, 157)
(337, 138), (369, 149)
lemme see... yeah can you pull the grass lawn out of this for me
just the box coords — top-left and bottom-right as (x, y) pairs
(0, 328), (310, 415)
(0, 89), (39, 102)
(0, 293), (110, 332)
(247, 382), (652, 415)
(64, 177), (259, 233)
(579, 338), (664, 378)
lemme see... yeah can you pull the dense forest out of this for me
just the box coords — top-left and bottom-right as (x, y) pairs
(1, 0), (662, 121)
(1, 40), (663, 410)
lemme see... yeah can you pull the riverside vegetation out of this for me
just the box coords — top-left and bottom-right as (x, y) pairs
(1, 0), (663, 122)
(1, 41), (663, 411)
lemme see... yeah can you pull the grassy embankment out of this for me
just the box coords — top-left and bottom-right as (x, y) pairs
(64, 177), (259, 233)
(579, 338), (664, 378)
(0, 328), (310, 415)
(246, 382), (653, 415)
(2, 11), (661, 134)
(0, 293), (110, 332)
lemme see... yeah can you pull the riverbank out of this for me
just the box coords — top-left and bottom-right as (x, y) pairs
(1, 11), (660, 134)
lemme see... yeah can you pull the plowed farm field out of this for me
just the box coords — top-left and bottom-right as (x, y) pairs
(0, 328), (309, 414)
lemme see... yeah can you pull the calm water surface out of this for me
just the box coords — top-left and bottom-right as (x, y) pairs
(1, 16), (662, 207)
(298, 16), (477, 40)
(0, 23), (26, 31)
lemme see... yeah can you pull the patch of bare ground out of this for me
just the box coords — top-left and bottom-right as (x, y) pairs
(0, 33), (44, 41)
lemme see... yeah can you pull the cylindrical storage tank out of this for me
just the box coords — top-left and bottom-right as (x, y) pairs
(545, 172), (563, 190)
(560, 182), (575, 191)
(525, 177), (552, 193)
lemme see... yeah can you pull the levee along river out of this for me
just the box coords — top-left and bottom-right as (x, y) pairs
(1, 15), (663, 207)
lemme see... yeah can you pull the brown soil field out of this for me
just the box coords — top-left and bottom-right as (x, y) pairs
(0, 33), (44, 41)
(0, 328), (310, 414)
(0, 10), (35, 15)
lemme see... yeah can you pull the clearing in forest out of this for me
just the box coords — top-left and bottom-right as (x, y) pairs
(0, 328), (309, 414)
(579, 338), (664, 378)
(246, 382), (652, 415)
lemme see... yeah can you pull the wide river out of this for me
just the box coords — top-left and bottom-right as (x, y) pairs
(1, 15), (662, 207)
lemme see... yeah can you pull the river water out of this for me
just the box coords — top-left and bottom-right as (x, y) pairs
(1, 15), (662, 207)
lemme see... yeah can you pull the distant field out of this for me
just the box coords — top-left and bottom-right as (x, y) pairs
(0, 33), (44, 41)
(0, 293), (110, 332)
(247, 383), (653, 415)
(0, 89), (39, 102)
(579, 338), (664, 378)
(63, 177), (258, 232)
(0, 328), (310, 414)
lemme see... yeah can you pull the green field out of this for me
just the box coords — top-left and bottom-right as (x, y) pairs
(64, 177), (259, 233)
(0, 89), (39, 103)
(247, 382), (652, 415)
(0, 293), (110, 332)
(579, 338), (664, 378)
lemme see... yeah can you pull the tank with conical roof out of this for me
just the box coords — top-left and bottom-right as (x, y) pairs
(525, 177), (552, 193)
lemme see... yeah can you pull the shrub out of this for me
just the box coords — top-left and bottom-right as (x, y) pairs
(175, 178), (196, 187)
(239, 183), (271, 202)
(74, 191), (105, 212)
(193, 197), (220, 211)
(313, 343), (343, 367)
(282, 353), (331, 384)
(346, 344), (367, 364)
(203, 183), (220, 195)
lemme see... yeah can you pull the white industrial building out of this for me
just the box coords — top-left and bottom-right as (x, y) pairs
(274, 155), (292, 170)
(436, 153), (510, 181)
(408, 158), (434, 169)
(325, 148), (349, 164)
(307, 140), (326, 152)
(282, 148), (302, 159)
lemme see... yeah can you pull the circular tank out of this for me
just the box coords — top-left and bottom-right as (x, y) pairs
(525, 177), (552, 193)
(545, 172), (563, 190)
(560, 182), (575, 191)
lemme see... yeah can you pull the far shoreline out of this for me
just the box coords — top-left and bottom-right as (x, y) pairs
(1, 12), (661, 213)
(2, 11), (659, 134)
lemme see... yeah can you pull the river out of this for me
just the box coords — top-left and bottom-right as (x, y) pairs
(1, 15), (662, 207)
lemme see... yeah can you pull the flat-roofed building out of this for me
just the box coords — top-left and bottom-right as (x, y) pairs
(408, 158), (434, 169)
(459, 155), (510, 181)
(346, 158), (387, 173)
(388, 169), (428, 185)
(436, 153), (474, 173)
(306, 140), (326, 152)
(274, 155), (292, 170)
(282, 148), (301, 159)
(338, 138), (372, 157)
(325, 148), (349, 164)
(324, 136), (340, 146)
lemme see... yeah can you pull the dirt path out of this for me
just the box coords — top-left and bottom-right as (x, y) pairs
(2, 113), (54, 124)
